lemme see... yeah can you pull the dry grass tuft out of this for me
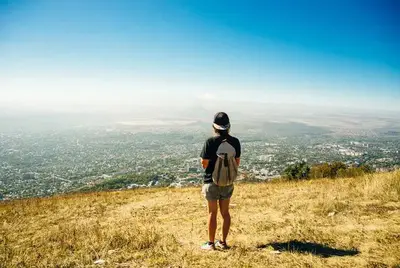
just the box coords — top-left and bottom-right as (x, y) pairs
(1, 172), (399, 267)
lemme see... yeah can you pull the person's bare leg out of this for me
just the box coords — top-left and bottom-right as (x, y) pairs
(207, 200), (218, 243)
(219, 198), (231, 243)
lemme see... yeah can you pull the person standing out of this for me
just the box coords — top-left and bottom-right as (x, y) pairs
(200, 112), (241, 250)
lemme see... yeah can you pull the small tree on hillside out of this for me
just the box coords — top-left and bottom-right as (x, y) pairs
(310, 163), (331, 178)
(330, 162), (347, 178)
(284, 161), (310, 180)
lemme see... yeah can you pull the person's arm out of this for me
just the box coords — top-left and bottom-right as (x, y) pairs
(201, 158), (209, 169)
(200, 139), (210, 169)
(235, 138), (241, 166)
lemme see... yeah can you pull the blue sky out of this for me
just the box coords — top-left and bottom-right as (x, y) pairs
(1, 0), (399, 112)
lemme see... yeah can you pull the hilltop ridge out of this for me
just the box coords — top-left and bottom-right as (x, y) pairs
(1, 172), (399, 267)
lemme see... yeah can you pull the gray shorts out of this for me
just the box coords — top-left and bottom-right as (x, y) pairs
(202, 182), (234, 201)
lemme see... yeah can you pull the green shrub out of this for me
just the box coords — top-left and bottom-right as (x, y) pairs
(283, 161), (310, 180)
(309, 162), (373, 179)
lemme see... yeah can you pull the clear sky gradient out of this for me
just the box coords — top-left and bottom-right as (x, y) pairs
(1, 0), (399, 112)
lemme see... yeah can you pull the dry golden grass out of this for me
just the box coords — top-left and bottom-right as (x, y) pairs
(1, 172), (399, 268)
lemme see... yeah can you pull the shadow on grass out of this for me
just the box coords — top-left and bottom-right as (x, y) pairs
(257, 240), (359, 258)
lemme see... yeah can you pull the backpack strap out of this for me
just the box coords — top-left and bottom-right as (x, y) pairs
(216, 156), (223, 185)
(226, 153), (231, 182)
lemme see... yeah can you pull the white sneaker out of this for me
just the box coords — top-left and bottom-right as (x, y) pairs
(201, 242), (215, 250)
(215, 240), (229, 250)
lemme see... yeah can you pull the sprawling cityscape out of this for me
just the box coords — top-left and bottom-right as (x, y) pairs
(1, 117), (399, 200)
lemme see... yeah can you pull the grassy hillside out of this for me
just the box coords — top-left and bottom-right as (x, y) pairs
(1, 172), (399, 268)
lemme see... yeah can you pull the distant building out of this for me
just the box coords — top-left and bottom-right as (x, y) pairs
(22, 173), (36, 180)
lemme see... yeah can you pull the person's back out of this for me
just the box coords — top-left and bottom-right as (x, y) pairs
(200, 112), (241, 250)
(201, 135), (240, 184)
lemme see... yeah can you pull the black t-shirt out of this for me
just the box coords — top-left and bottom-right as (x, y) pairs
(200, 135), (241, 183)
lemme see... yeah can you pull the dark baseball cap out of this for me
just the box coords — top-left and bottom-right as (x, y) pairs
(213, 112), (230, 130)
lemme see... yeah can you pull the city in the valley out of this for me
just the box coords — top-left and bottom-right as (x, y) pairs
(1, 112), (399, 200)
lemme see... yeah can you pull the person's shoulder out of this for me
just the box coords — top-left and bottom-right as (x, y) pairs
(228, 135), (240, 143)
(205, 136), (218, 144)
